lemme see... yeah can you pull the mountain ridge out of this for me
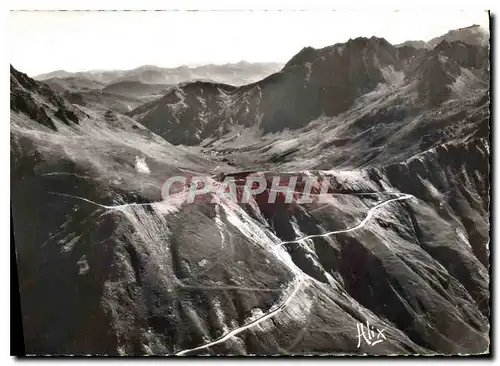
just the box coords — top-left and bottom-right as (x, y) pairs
(396, 24), (489, 49)
(127, 33), (489, 147)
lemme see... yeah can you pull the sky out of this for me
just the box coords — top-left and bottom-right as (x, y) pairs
(9, 10), (490, 76)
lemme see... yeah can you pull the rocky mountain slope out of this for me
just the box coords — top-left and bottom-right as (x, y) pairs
(11, 64), (236, 354)
(11, 25), (490, 356)
(11, 66), (85, 130)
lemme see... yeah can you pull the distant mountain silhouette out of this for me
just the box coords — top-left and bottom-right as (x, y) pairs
(34, 62), (283, 87)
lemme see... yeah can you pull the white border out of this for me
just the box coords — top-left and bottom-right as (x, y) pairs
(2, 1), (498, 365)
(3, 0), (499, 10)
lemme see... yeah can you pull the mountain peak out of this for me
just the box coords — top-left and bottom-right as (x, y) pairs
(427, 23), (489, 48)
(457, 24), (483, 31)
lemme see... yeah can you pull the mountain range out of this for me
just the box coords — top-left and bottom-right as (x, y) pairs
(11, 24), (490, 356)
(29, 62), (282, 114)
(34, 62), (284, 87)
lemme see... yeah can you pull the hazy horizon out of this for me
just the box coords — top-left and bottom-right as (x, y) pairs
(9, 10), (489, 76)
(30, 60), (285, 78)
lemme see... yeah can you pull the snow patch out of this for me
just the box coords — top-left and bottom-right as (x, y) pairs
(77, 255), (89, 275)
(198, 259), (208, 267)
(213, 297), (230, 333)
(438, 54), (449, 63)
(304, 62), (312, 82)
(214, 204), (226, 248)
(450, 68), (485, 98)
(268, 138), (299, 155)
(135, 156), (150, 174)
(381, 65), (405, 87)
(456, 227), (472, 250)
(320, 170), (380, 192)
(418, 175), (445, 202)
(60, 235), (80, 254)
(169, 89), (188, 115)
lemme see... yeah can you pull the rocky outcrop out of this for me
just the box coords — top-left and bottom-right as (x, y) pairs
(10, 65), (85, 130)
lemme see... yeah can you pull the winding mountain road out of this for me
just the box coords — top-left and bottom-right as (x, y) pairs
(174, 193), (414, 355)
(47, 181), (414, 356)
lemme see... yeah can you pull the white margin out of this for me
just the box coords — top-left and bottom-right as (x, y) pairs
(1, 1), (497, 365)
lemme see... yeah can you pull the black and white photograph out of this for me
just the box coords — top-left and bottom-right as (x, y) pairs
(9, 8), (492, 356)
